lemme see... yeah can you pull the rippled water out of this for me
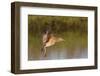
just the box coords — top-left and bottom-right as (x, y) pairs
(28, 45), (88, 60)
(28, 32), (88, 60)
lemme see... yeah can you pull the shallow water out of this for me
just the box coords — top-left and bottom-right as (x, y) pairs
(28, 32), (88, 60)
(28, 45), (88, 60)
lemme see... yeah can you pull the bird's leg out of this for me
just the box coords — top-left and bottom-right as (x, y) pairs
(41, 43), (45, 52)
(43, 47), (47, 57)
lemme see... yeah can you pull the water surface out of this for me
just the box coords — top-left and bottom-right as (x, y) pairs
(28, 32), (88, 60)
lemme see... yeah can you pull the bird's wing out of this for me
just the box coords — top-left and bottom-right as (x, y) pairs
(43, 34), (51, 43)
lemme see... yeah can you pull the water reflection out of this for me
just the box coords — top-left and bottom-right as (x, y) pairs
(28, 45), (88, 60)
(28, 32), (88, 60)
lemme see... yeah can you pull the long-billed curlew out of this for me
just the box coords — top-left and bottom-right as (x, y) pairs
(41, 30), (64, 56)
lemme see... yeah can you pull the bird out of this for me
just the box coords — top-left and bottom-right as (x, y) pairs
(41, 30), (64, 56)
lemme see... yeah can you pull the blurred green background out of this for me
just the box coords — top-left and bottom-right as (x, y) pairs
(28, 15), (88, 60)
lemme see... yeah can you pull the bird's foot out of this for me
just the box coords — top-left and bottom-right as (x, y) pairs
(43, 53), (47, 57)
